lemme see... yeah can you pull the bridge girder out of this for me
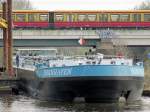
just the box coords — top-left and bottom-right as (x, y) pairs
(0, 39), (100, 47)
(0, 29), (150, 47)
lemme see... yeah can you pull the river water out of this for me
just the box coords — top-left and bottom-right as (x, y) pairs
(0, 95), (150, 112)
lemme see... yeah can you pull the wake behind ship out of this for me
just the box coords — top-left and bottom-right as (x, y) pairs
(14, 48), (144, 103)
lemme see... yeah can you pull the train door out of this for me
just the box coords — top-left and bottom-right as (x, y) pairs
(66, 14), (75, 28)
(66, 14), (75, 22)
(49, 12), (54, 28)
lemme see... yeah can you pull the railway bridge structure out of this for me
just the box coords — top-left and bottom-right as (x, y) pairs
(0, 29), (149, 47)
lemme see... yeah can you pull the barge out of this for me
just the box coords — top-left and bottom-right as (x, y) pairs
(14, 48), (144, 102)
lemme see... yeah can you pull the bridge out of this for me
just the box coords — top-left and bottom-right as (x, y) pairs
(0, 29), (149, 47)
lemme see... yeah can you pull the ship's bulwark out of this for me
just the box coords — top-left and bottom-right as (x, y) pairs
(16, 65), (144, 103)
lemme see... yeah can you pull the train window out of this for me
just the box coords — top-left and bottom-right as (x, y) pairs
(16, 14), (26, 22)
(120, 14), (129, 22)
(40, 14), (48, 22)
(78, 14), (87, 21)
(88, 14), (96, 21)
(132, 14), (141, 22)
(55, 14), (64, 22)
(66, 14), (75, 22)
(28, 14), (35, 22)
(111, 14), (120, 22)
(100, 14), (108, 22)
(144, 14), (150, 22)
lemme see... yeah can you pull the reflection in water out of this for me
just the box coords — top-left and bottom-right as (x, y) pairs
(0, 95), (150, 112)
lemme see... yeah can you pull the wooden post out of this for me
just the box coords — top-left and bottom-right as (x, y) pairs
(7, 0), (13, 76)
(2, 2), (8, 70)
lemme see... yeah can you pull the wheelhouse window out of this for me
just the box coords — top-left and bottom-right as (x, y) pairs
(28, 14), (35, 22)
(120, 14), (130, 22)
(55, 14), (64, 22)
(111, 14), (120, 22)
(78, 14), (86, 21)
(16, 14), (26, 22)
(132, 14), (141, 22)
(88, 14), (96, 21)
(99, 14), (108, 22)
(144, 14), (150, 22)
(40, 14), (48, 22)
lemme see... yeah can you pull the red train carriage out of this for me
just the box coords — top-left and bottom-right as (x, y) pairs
(0, 10), (150, 28)
(12, 10), (50, 28)
(54, 10), (150, 28)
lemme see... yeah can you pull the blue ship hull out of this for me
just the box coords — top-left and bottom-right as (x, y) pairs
(17, 65), (144, 102)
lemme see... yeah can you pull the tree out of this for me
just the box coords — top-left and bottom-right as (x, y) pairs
(134, 0), (150, 10)
(0, 0), (33, 10)
(13, 0), (33, 10)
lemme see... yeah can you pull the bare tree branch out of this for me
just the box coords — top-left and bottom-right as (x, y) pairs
(134, 0), (150, 10)
(0, 0), (33, 10)
(13, 0), (33, 10)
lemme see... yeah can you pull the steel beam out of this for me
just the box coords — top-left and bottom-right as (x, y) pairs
(7, 0), (13, 76)
(0, 39), (99, 47)
(2, 2), (7, 69)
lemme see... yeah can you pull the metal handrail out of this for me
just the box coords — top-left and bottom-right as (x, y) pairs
(19, 54), (128, 61)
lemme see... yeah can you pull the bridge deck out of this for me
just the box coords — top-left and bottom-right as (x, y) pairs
(0, 29), (149, 46)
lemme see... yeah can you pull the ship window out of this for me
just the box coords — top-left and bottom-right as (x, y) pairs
(66, 14), (75, 22)
(100, 14), (108, 22)
(28, 14), (35, 22)
(88, 14), (96, 21)
(78, 14), (86, 21)
(132, 14), (141, 22)
(16, 14), (26, 22)
(55, 14), (64, 22)
(40, 14), (48, 22)
(111, 14), (120, 22)
(144, 14), (150, 22)
(120, 14), (130, 22)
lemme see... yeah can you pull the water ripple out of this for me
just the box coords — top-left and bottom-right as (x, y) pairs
(0, 95), (150, 112)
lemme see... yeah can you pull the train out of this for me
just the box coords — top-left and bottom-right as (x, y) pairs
(2, 10), (150, 28)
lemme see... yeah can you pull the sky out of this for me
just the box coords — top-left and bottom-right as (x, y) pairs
(29, 0), (146, 10)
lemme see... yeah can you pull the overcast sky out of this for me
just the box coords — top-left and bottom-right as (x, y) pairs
(29, 0), (145, 10)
